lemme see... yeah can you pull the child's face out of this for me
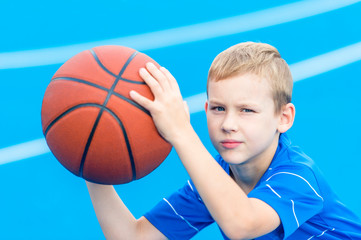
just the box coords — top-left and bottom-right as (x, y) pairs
(206, 73), (281, 166)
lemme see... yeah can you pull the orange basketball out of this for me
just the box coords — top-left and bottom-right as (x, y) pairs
(41, 45), (172, 185)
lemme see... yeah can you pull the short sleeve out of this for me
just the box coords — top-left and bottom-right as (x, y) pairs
(248, 167), (324, 239)
(144, 180), (214, 240)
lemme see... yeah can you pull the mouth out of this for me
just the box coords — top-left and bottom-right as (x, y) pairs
(221, 140), (242, 149)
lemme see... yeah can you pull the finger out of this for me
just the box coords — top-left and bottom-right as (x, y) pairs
(139, 67), (163, 97)
(159, 66), (180, 92)
(129, 90), (154, 111)
(146, 62), (171, 91)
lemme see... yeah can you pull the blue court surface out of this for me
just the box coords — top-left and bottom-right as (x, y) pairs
(1, 0), (361, 239)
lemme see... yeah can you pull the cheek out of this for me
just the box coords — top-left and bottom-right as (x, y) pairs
(206, 118), (219, 143)
(243, 117), (278, 144)
(206, 118), (216, 135)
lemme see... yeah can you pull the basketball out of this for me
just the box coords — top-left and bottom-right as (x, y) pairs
(41, 45), (172, 185)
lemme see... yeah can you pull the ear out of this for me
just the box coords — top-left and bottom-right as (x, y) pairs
(277, 103), (296, 133)
(205, 101), (208, 113)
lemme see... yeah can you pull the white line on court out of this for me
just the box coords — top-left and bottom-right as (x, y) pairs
(291, 41), (361, 82)
(1, 40), (361, 166)
(0, 0), (360, 69)
(184, 41), (361, 114)
(0, 138), (49, 165)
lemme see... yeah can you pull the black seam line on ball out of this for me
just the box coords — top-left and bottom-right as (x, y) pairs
(46, 79), (149, 135)
(118, 76), (146, 85)
(43, 103), (136, 180)
(43, 96), (148, 144)
(77, 104), (136, 180)
(103, 51), (138, 108)
(89, 49), (118, 78)
(44, 103), (90, 137)
(90, 49), (146, 85)
(112, 92), (150, 116)
(51, 77), (150, 116)
(51, 77), (109, 92)
(80, 52), (139, 179)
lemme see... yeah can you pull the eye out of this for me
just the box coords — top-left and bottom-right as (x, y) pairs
(211, 106), (225, 112)
(241, 108), (254, 113)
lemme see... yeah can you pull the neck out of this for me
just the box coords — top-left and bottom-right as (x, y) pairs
(229, 133), (280, 194)
(230, 163), (265, 194)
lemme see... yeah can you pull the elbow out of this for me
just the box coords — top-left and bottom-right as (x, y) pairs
(220, 215), (258, 240)
(222, 228), (252, 240)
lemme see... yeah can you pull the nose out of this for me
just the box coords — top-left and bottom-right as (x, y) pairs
(221, 112), (238, 133)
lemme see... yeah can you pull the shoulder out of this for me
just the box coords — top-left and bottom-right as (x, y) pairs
(249, 135), (327, 237)
(255, 134), (324, 200)
(256, 134), (324, 203)
(272, 134), (319, 173)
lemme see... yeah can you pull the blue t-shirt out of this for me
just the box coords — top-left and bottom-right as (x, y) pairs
(144, 134), (361, 239)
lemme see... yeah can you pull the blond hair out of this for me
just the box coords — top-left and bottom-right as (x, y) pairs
(207, 42), (293, 113)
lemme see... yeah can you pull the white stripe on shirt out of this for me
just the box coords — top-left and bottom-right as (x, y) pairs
(266, 172), (323, 201)
(162, 198), (200, 232)
(187, 180), (194, 192)
(291, 199), (300, 227)
(307, 227), (335, 239)
(187, 180), (203, 202)
(266, 184), (282, 198)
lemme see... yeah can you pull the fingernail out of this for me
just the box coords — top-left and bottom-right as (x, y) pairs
(146, 62), (155, 68)
(129, 90), (136, 97)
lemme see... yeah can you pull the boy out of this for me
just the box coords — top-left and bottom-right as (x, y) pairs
(86, 42), (361, 239)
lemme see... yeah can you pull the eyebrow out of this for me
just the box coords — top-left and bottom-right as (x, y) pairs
(208, 100), (259, 108)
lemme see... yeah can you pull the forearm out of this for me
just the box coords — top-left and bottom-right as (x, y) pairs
(171, 127), (254, 236)
(86, 181), (137, 240)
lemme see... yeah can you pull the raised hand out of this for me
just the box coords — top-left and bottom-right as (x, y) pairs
(130, 62), (191, 145)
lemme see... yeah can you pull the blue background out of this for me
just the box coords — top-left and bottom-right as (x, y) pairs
(0, 1), (361, 239)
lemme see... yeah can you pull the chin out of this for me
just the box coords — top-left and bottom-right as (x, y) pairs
(225, 159), (247, 166)
(220, 151), (248, 165)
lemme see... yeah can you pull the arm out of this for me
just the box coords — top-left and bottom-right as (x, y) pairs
(85, 181), (167, 240)
(130, 63), (280, 239)
(170, 129), (280, 239)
